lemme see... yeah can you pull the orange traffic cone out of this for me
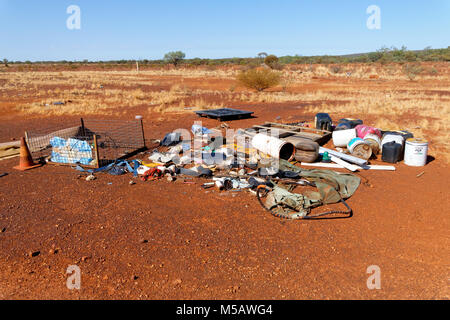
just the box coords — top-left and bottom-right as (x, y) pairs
(13, 137), (42, 171)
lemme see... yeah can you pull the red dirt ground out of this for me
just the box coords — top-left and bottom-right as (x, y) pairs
(0, 72), (449, 300)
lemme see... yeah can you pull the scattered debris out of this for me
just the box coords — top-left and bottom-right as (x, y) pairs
(11, 112), (429, 224)
(81, 255), (91, 262)
(48, 248), (59, 254)
(28, 251), (40, 258)
(172, 279), (182, 286)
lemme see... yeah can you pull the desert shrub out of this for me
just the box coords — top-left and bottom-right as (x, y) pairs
(403, 63), (423, 80)
(237, 68), (281, 92)
(264, 55), (278, 68)
(330, 65), (342, 74)
(429, 67), (439, 75)
(264, 55), (283, 70)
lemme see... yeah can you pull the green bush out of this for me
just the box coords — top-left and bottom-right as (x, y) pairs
(237, 68), (281, 92)
(164, 51), (186, 68)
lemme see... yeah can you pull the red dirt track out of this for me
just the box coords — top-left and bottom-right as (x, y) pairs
(1, 108), (449, 300)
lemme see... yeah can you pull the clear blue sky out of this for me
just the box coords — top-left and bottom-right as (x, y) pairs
(0, 0), (448, 61)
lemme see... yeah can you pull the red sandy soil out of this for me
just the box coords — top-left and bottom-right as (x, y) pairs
(0, 72), (449, 300)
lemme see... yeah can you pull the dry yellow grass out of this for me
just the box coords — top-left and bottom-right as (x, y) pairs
(1, 63), (448, 161)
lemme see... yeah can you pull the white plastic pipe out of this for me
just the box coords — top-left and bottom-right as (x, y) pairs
(330, 155), (359, 172)
(301, 162), (344, 168)
(301, 162), (396, 171)
(358, 164), (396, 171)
(251, 133), (295, 160)
(319, 147), (368, 165)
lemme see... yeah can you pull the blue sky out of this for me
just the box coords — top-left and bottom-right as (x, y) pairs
(0, 0), (448, 61)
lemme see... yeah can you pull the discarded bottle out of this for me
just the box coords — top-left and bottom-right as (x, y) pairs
(382, 141), (402, 164)
(321, 152), (332, 163)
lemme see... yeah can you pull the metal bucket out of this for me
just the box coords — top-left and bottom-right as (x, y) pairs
(404, 138), (428, 167)
(364, 133), (381, 155)
(348, 137), (372, 160)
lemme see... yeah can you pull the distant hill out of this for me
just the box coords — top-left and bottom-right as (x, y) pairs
(4, 46), (449, 65)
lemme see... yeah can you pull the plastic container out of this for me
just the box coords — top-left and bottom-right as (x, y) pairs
(251, 134), (295, 161)
(382, 130), (414, 141)
(348, 138), (372, 160)
(364, 133), (381, 155)
(355, 125), (382, 139)
(335, 118), (363, 131)
(382, 141), (402, 164)
(404, 138), (428, 167)
(332, 129), (357, 147)
(314, 113), (332, 132)
(381, 134), (405, 149)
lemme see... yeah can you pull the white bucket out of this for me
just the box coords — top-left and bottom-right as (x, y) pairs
(251, 134), (295, 160)
(332, 129), (356, 147)
(364, 134), (381, 155)
(381, 134), (405, 149)
(404, 138), (428, 167)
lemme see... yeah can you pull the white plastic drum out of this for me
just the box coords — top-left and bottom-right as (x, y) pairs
(404, 138), (428, 167)
(332, 129), (357, 147)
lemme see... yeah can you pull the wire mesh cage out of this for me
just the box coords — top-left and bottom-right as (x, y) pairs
(26, 118), (146, 168)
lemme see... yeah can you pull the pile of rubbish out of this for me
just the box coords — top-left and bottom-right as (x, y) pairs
(125, 122), (363, 220)
(312, 114), (429, 170)
(7, 113), (429, 220)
